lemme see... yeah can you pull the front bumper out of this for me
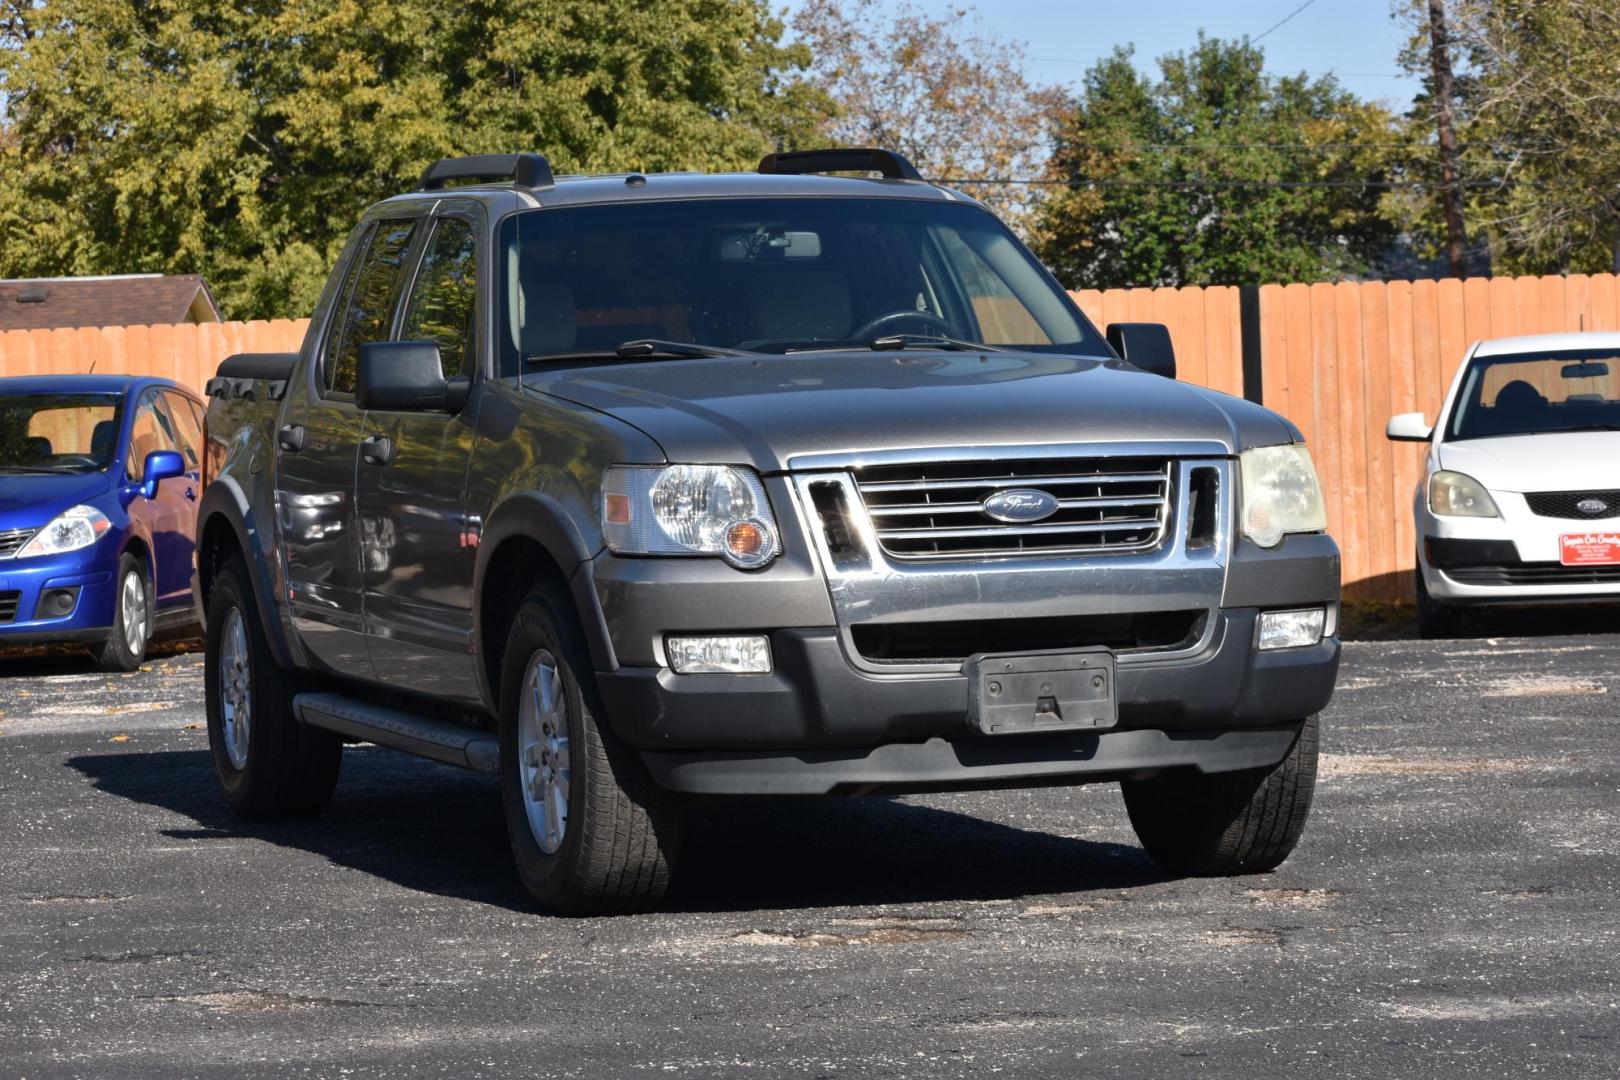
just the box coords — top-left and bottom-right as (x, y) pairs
(598, 609), (1337, 793)
(0, 552), (114, 645)
(1421, 489), (1620, 603)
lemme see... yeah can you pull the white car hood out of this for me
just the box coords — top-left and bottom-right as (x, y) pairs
(1437, 432), (1620, 492)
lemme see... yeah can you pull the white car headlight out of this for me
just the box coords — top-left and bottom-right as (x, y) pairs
(602, 465), (781, 569)
(1428, 470), (1500, 518)
(16, 504), (112, 558)
(1240, 444), (1327, 548)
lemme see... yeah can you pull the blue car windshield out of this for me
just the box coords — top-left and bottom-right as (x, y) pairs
(1447, 350), (1620, 441)
(496, 197), (1106, 372)
(0, 393), (122, 472)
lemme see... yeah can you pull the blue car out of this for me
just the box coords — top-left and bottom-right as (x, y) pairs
(0, 375), (204, 669)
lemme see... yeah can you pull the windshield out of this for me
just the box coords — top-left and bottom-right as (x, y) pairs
(1446, 350), (1620, 441)
(0, 393), (122, 472)
(497, 197), (1105, 372)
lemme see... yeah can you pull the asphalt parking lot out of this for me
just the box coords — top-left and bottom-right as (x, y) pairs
(1, 631), (1617, 1079)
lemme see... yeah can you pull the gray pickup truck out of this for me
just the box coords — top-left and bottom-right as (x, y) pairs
(196, 149), (1340, 914)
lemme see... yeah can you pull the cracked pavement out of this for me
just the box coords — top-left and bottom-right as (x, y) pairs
(0, 633), (1616, 1078)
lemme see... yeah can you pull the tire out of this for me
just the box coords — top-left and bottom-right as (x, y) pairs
(498, 579), (683, 915)
(1415, 563), (1464, 639)
(1122, 715), (1320, 876)
(95, 553), (151, 672)
(204, 554), (341, 819)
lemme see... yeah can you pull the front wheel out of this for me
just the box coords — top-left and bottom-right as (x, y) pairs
(498, 580), (683, 915)
(1122, 715), (1319, 876)
(1415, 563), (1464, 639)
(95, 553), (151, 672)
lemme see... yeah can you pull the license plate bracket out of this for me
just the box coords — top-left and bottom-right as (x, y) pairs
(965, 649), (1118, 735)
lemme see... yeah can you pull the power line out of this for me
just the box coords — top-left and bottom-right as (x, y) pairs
(936, 177), (1507, 190)
(1252, 0), (1322, 44)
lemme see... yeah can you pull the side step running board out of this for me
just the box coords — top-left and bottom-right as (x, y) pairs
(293, 692), (499, 773)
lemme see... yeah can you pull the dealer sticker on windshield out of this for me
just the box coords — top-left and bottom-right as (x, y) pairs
(1559, 532), (1620, 566)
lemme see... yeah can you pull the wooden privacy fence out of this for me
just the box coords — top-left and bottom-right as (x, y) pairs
(7, 273), (1620, 601)
(0, 319), (310, 392)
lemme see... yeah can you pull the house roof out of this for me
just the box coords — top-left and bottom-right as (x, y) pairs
(0, 274), (222, 331)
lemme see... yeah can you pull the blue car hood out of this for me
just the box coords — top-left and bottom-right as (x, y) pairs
(0, 472), (113, 531)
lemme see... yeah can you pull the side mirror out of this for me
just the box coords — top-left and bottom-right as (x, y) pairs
(140, 449), (186, 500)
(1386, 412), (1434, 442)
(1105, 322), (1177, 380)
(357, 341), (470, 413)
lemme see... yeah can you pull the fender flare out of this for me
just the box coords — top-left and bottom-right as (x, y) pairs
(472, 492), (614, 710)
(195, 477), (300, 670)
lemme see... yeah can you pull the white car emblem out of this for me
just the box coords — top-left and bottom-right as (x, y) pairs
(1576, 497), (1609, 515)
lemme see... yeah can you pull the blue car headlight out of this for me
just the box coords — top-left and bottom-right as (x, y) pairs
(16, 505), (112, 558)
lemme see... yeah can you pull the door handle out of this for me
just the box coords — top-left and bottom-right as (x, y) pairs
(278, 424), (307, 452)
(360, 435), (394, 466)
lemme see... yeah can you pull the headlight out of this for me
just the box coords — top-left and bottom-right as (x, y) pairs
(1240, 444), (1327, 548)
(602, 465), (781, 569)
(1428, 470), (1500, 518)
(16, 505), (112, 558)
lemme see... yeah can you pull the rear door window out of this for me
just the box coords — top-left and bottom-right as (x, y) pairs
(324, 219), (420, 395)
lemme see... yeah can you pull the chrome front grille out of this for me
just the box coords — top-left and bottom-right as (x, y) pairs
(0, 527), (35, 560)
(853, 456), (1172, 558)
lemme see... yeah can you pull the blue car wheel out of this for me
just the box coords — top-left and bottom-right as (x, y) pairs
(95, 552), (151, 672)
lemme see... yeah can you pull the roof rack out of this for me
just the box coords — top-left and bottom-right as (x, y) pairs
(757, 147), (924, 182)
(417, 153), (555, 192)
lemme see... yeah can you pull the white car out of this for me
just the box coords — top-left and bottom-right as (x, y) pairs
(1387, 331), (1620, 637)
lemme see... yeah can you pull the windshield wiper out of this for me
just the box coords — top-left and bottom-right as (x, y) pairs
(524, 340), (756, 366)
(869, 334), (1012, 353)
(615, 339), (755, 359)
(0, 465), (71, 474)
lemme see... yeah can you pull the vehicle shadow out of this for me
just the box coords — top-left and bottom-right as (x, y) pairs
(67, 746), (1162, 915)
(0, 637), (201, 678)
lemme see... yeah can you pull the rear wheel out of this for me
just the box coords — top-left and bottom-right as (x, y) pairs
(95, 553), (150, 672)
(1415, 562), (1464, 639)
(204, 554), (341, 819)
(498, 580), (682, 915)
(1122, 715), (1319, 876)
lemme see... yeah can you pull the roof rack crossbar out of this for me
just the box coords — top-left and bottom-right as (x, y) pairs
(417, 153), (555, 192)
(757, 147), (924, 182)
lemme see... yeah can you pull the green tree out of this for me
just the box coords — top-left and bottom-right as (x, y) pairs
(1034, 36), (1400, 289)
(0, 0), (826, 319)
(1396, 0), (1620, 274)
(790, 0), (1061, 230)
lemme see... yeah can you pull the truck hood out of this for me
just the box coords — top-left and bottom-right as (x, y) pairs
(0, 471), (112, 531)
(522, 351), (1293, 471)
(1437, 432), (1620, 492)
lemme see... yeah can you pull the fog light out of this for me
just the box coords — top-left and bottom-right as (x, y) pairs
(666, 634), (772, 674)
(34, 586), (81, 621)
(1258, 608), (1326, 650)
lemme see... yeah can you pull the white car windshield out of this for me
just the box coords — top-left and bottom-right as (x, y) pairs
(496, 197), (1106, 371)
(1446, 351), (1620, 440)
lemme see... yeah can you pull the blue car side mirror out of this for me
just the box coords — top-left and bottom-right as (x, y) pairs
(140, 449), (186, 499)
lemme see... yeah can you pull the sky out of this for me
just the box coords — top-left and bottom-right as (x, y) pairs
(779, 0), (1423, 110)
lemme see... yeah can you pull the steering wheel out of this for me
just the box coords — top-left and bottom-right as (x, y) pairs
(848, 309), (956, 342)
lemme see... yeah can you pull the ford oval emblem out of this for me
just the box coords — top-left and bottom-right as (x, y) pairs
(982, 488), (1060, 523)
(1577, 497), (1610, 515)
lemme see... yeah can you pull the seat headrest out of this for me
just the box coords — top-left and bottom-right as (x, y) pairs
(750, 270), (852, 342)
(90, 420), (116, 461)
(520, 281), (577, 358)
(1495, 379), (1547, 412)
